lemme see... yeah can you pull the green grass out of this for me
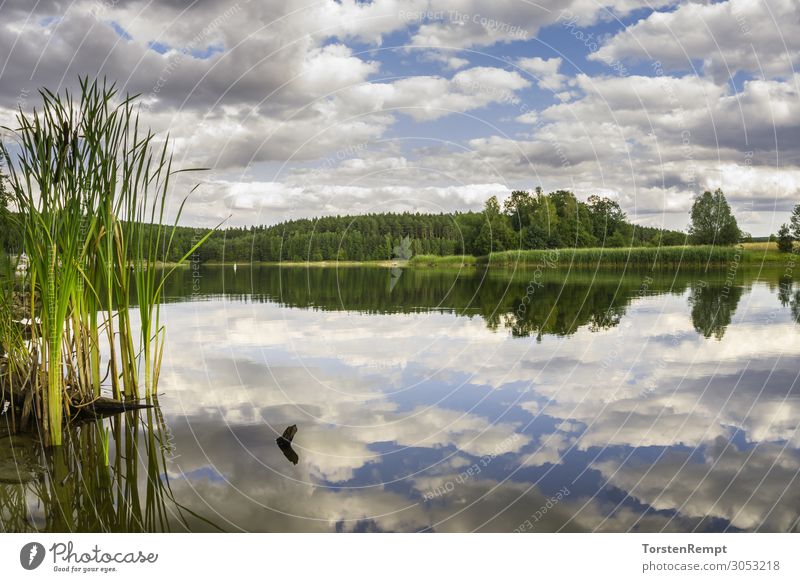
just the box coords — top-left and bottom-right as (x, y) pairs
(209, 242), (793, 270)
(407, 254), (478, 267)
(403, 245), (791, 270)
(486, 245), (738, 268)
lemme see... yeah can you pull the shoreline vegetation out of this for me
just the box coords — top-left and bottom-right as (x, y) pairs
(4, 185), (783, 270)
(201, 242), (792, 269)
(0, 79), (211, 447)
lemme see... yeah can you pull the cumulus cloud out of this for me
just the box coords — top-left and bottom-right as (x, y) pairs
(517, 56), (568, 92)
(591, 0), (800, 81)
(406, 0), (674, 49)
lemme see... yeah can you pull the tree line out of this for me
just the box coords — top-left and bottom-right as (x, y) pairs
(2, 168), (794, 262)
(172, 187), (752, 263)
(158, 189), (690, 263)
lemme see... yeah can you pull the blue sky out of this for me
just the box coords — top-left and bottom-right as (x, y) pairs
(1, 0), (798, 234)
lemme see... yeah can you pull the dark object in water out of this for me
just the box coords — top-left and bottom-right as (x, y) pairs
(87, 397), (154, 414)
(278, 424), (297, 443)
(73, 397), (154, 422)
(276, 424), (299, 465)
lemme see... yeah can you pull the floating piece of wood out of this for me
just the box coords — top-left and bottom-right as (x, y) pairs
(276, 424), (299, 465)
(73, 397), (155, 421)
(278, 424), (297, 443)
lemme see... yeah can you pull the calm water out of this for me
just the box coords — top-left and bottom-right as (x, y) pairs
(2, 264), (800, 532)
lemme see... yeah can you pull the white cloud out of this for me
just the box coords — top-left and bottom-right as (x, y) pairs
(407, 0), (675, 49)
(517, 56), (568, 91)
(592, 0), (800, 81)
(211, 179), (513, 225)
(339, 66), (530, 122)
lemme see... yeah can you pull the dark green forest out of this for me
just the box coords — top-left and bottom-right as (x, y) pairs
(3, 184), (769, 263)
(154, 189), (687, 263)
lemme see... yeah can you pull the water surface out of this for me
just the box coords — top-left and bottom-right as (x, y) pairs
(2, 264), (800, 532)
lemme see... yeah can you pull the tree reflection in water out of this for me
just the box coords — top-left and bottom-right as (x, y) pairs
(158, 265), (770, 342)
(778, 279), (800, 324)
(689, 280), (746, 340)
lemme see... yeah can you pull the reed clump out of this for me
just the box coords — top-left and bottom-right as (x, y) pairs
(481, 245), (773, 268)
(405, 246), (781, 269)
(407, 254), (478, 267)
(0, 78), (213, 446)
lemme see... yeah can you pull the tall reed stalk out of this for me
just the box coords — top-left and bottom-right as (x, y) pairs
(0, 78), (214, 446)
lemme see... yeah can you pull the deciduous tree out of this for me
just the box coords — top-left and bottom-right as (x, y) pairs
(777, 223), (794, 253)
(688, 189), (740, 245)
(789, 203), (800, 241)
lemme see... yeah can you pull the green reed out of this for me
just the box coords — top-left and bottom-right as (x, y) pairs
(0, 78), (215, 446)
(0, 260), (28, 434)
(482, 245), (759, 268)
(407, 254), (478, 267)
(405, 245), (778, 270)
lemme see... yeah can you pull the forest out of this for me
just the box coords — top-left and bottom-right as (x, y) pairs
(2, 177), (773, 264)
(132, 189), (687, 263)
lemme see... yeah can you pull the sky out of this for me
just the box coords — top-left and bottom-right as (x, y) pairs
(0, 0), (798, 235)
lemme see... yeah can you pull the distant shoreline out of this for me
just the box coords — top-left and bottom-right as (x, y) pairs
(203, 259), (405, 268)
(199, 242), (794, 269)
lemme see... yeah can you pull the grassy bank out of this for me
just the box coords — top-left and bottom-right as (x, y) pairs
(203, 259), (403, 267)
(483, 244), (781, 268)
(406, 255), (478, 268)
(408, 243), (791, 269)
(195, 243), (794, 270)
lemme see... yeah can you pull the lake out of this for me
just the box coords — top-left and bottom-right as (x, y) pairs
(2, 263), (800, 532)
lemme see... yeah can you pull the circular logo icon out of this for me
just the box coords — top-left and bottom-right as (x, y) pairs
(20, 542), (46, 570)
